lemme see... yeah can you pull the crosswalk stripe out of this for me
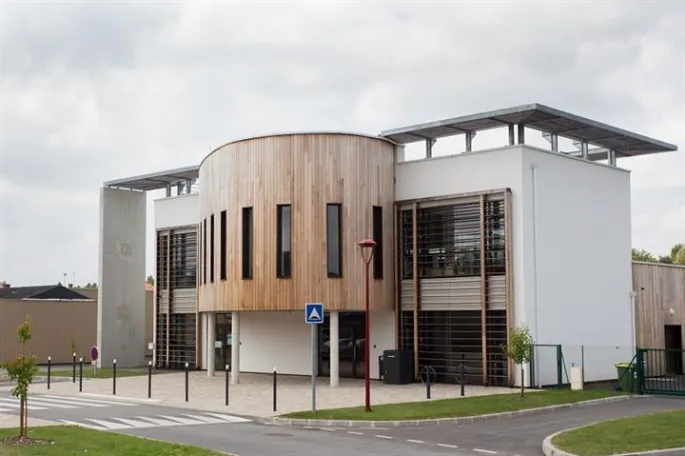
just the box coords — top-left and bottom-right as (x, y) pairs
(40, 395), (138, 407)
(0, 399), (47, 411)
(58, 419), (105, 430)
(84, 418), (130, 430)
(158, 415), (206, 425)
(0, 408), (12, 413)
(204, 412), (253, 423)
(109, 417), (156, 429)
(0, 397), (76, 409)
(30, 397), (104, 408)
(134, 416), (182, 427)
(182, 414), (227, 424)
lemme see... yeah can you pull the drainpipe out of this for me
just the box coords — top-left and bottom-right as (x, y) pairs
(531, 163), (541, 386)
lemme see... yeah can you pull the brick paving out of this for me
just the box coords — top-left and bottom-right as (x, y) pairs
(42, 371), (516, 417)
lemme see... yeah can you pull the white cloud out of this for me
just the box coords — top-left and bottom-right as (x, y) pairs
(0, 0), (683, 284)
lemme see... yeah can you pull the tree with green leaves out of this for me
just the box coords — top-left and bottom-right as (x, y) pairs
(502, 325), (535, 397)
(675, 246), (685, 266)
(632, 248), (656, 263)
(0, 318), (40, 438)
(146, 275), (155, 285)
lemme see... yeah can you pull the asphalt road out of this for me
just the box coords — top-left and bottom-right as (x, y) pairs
(2, 390), (685, 456)
(302, 396), (685, 456)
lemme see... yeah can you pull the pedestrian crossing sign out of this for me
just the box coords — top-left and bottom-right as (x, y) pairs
(305, 303), (324, 324)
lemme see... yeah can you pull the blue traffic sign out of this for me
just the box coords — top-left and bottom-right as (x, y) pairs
(305, 303), (324, 324)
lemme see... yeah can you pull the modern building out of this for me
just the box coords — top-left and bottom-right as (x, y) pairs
(98, 103), (678, 387)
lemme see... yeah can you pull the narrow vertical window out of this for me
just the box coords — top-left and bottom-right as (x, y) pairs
(210, 214), (215, 282)
(326, 203), (342, 278)
(242, 207), (253, 279)
(220, 210), (227, 280)
(373, 206), (383, 279)
(203, 218), (207, 284)
(277, 204), (292, 278)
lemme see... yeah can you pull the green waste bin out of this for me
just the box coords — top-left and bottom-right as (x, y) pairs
(615, 362), (637, 393)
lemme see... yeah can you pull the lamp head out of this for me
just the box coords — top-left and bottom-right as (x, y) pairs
(358, 239), (377, 263)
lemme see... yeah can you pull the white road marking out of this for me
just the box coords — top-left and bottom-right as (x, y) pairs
(134, 416), (182, 427)
(437, 443), (459, 449)
(109, 417), (157, 429)
(374, 435), (393, 439)
(158, 415), (206, 425)
(407, 439), (424, 444)
(474, 449), (498, 454)
(203, 412), (252, 423)
(84, 418), (130, 430)
(40, 395), (137, 407)
(183, 414), (226, 425)
(14, 398), (77, 409)
(319, 427), (336, 432)
(58, 419), (104, 430)
(348, 431), (364, 435)
(0, 399), (47, 411)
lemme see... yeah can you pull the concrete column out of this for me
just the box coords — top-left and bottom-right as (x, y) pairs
(97, 186), (146, 368)
(330, 311), (339, 387)
(207, 312), (216, 377)
(201, 313), (209, 369)
(231, 311), (240, 384)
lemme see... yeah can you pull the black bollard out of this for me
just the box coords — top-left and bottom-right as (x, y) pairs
(427, 377), (431, 399)
(148, 361), (152, 398)
(72, 352), (76, 383)
(47, 356), (51, 390)
(272, 367), (277, 412)
(79, 358), (83, 392)
(185, 362), (189, 402)
(225, 364), (230, 406)
(113, 359), (117, 395)
(460, 359), (465, 397)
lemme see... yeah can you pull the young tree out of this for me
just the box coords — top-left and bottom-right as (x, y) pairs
(502, 325), (535, 397)
(0, 318), (39, 438)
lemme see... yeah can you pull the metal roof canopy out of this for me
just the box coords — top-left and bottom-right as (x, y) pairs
(103, 165), (200, 191)
(381, 103), (678, 157)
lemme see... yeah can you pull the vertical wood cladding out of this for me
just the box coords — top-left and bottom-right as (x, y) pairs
(198, 133), (396, 312)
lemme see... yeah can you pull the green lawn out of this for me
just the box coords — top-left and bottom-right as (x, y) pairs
(282, 389), (626, 421)
(552, 408), (685, 456)
(0, 426), (226, 455)
(48, 369), (150, 379)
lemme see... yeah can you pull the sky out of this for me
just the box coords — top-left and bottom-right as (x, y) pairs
(1, 0), (684, 286)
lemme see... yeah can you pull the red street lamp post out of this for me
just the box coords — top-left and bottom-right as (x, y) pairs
(358, 238), (377, 413)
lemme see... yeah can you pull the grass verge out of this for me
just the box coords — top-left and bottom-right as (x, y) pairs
(281, 389), (626, 421)
(552, 408), (685, 456)
(48, 369), (150, 379)
(0, 425), (226, 455)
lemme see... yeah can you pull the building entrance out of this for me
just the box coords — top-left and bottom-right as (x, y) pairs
(214, 313), (232, 371)
(318, 312), (367, 379)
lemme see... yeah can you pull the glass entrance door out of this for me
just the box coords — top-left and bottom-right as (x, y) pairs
(318, 312), (366, 379)
(214, 313), (232, 371)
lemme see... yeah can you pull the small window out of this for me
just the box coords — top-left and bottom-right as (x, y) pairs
(202, 218), (207, 285)
(277, 205), (292, 278)
(210, 214), (215, 283)
(242, 207), (253, 279)
(326, 203), (342, 278)
(373, 206), (383, 279)
(220, 210), (227, 281)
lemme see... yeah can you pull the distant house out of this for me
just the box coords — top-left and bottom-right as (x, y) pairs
(0, 282), (92, 301)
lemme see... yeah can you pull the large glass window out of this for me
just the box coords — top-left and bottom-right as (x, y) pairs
(277, 204), (292, 278)
(372, 206), (383, 279)
(242, 207), (253, 279)
(210, 214), (215, 282)
(220, 210), (227, 280)
(326, 203), (342, 278)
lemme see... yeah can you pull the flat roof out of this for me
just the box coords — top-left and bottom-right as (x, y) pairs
(381, 103), (678, 157)
(103, 165), (200, 191)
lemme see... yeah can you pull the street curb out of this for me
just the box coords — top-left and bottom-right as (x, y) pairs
(542, 423), (685, 456)
(259, 394), (641, 428)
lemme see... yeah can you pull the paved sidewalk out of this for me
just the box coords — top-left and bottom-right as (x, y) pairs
(0, 413), (55, 429)
(43, 371), (515, 417)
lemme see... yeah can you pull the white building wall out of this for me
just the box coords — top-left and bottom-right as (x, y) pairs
(154, 193), (200, 229)
(239, 310), (395, 380)
(520, 148), (634, 385)
(395, 145), (634, 386)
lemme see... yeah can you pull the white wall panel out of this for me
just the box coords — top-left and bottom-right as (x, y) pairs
(154, 194), (199, 229)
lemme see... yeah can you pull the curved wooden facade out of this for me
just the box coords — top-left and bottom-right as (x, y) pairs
(197, 133), (396, 312)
